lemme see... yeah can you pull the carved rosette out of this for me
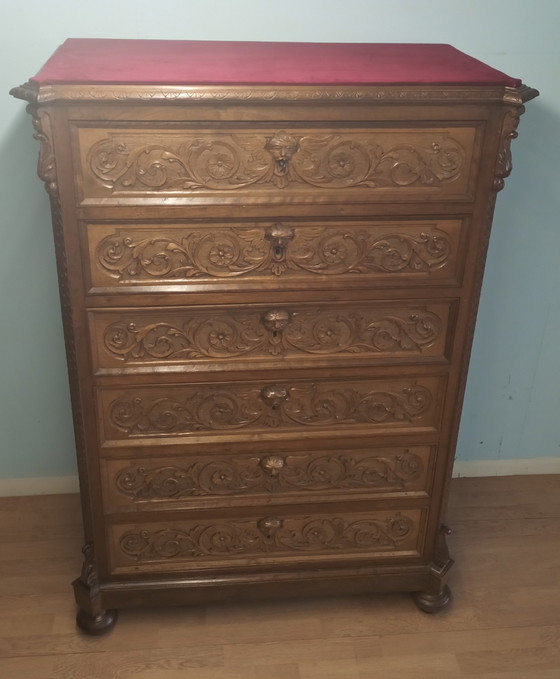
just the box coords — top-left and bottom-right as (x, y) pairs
(86, 130), (466, 193)
(119, 512), (416, 562)
(114, 450), (425, 500)
(102, 306), (442, 363)
(96, 224), (452, 282)
(108, 382), (433, 436)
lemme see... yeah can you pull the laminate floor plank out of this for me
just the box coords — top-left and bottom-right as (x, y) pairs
(222, 637), (360, 667)
(352, 624), (560, 658)
(0, 476), (559, 679)
(355, 652), (462, 679)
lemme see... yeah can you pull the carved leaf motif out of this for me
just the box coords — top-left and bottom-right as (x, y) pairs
(95, 225), (452, 282)
(108, 382), (432, 436)
(114, 450), (425, 500)
(87, 131), (466, 193)
(119, 512), (415, 561)
(104, 317), (266, 360)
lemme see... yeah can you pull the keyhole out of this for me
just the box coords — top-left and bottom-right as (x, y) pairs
(275, 245), (283, 257)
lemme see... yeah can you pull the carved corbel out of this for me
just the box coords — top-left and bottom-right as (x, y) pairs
(26, 105), (58, 197)
(493, 84), (538, 192)
(493, 106), (524, 192)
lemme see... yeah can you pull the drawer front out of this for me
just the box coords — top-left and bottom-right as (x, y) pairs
(99, 375), (444, 445)
(102, 445), (434, 511)
(76, 125), (478, 204)
(109, 508), (426, 573)
(91, 300), (453, 374)
(86, 219), (465, 292)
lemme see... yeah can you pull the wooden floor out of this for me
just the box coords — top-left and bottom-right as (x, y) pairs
(1, 475), (559, 678)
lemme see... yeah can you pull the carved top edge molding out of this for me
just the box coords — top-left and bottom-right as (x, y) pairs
(503, 84), (539, 105)
(11, 81), (537, 105)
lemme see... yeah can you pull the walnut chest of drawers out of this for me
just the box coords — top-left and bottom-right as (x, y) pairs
(11, 40), (537, 634)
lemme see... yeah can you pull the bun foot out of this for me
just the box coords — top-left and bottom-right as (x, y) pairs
(76, 608), (118, 635)
(412, 585), (452, 613)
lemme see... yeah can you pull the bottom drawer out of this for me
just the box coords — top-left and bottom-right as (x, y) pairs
(109, 507), (426, 574)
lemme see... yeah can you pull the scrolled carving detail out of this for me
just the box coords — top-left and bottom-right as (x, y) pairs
(103, 316), (265, 361)
(119, 512), (415, 562)
(102, 306), (442, 365)
(86, 131), (466, 193)
(113, 450), (425, 501)
(95, 225), (452, 283)
(108, 381), (432, 436)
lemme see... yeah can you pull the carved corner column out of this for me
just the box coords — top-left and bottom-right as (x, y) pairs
(27, 106), (114, 633)
(73, 543), (118, 634)
(412, 525), (454, 613)
(417, 85), (538, 613)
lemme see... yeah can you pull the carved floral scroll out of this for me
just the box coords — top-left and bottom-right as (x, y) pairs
(114, 449), (425, 500)
(95, 224), (453, 282)
(101, 306), (443, 364)
(118, 511), (417, 562)
(107, 381), (434, 436)
(85, 129), (467, 194)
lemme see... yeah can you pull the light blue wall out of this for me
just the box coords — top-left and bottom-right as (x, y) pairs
(1, 1), (558, 478)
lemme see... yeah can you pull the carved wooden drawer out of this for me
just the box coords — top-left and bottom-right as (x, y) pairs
(15, 39), (536, 631)
(90, 300), (454, 375)
(76, 125), (479, 205)
(85, 218), (465, 293)
(101, 445), (434, 512)
(99, 375), (444, 446)
(108, 507), (427, 574)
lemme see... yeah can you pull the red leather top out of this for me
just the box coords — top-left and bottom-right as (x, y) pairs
(30, 39), (521, 87)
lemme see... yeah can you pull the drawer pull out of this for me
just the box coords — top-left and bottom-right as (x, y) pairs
(265, 132), (299, 187)
(260, 455), (286, 476)
(257, 516), (284, 537)
(261, 384), (289, 410)
(262, 309), (291, 333)
(261, 384), (290, 426)
(265, 223), (295, 274)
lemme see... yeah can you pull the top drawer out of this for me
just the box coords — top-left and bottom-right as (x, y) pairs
(74, 124), (480, 205)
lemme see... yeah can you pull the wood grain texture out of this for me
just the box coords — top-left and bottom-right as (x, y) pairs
(0, 476), (559, 678)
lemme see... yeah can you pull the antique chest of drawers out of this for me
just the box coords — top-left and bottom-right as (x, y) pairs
(11, 40), (537, 634)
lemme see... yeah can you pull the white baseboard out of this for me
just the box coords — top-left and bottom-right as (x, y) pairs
(0, 459), (559, 496)
(0, 475), (80, 497)
(452, 457), (560, 477)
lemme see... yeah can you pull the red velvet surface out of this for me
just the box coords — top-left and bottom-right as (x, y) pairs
(30, 39), (521, 87)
